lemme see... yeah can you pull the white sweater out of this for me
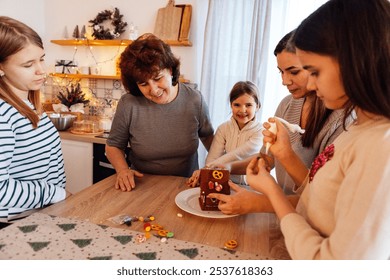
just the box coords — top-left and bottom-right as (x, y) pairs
(206, 117), (263, 184)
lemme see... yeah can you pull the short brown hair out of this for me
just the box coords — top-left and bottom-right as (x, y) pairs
(120, 33), (180, 96)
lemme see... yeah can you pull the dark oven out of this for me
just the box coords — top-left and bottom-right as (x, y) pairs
(93, 143), (131, 183)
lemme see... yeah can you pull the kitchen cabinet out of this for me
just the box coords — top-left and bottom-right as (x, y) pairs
(61, 139), (93, 194)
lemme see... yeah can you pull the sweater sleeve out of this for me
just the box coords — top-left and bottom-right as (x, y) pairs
(210, 130), (262, 165)
(205, 125), (226, 165)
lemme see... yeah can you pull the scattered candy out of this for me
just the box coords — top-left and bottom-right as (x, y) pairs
(122, 216), (132, 226)
(158, 229), (169, 237)
(151, 224), (163, 231)
(143, 222), (151, 231)
(224, 239), (238, 249)
(108, 213), (176, 244)
(135, 234), (147, 243)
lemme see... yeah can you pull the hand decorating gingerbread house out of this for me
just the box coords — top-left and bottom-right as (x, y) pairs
(198, 168), (230, 211)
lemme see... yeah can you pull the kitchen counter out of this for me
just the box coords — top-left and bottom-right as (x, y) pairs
(59, 130), (107, 145)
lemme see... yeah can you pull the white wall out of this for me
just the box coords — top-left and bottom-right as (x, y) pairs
(1, 0), (205, 84)
(1, 0), (45, 34)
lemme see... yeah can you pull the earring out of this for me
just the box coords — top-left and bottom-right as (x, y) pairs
(0, 71), (4, 77)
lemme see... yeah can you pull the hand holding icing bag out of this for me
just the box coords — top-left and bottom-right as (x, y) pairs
(265, 122), (277, 154)
(264, 117), (305, 154)
(274, 116), (305, 134)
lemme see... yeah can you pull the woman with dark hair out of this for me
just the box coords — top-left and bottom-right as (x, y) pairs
(106, 34), (214, 191)
(266, 30), (349, 193)
(246, 0), (390, 259)
(206, 30), (351, 216)
(0, 16), (67, 223)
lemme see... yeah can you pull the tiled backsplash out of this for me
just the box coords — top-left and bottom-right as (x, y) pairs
(43, 76), (197, 118)
(43, 77), (125, 117)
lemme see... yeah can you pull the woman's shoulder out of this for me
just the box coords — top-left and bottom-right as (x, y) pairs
(275, 95), (303, 116)
(324, 109), (354, 132)
(119, 93), (142, 103)
(179, 83), (202, 99)
(335, 118), (390, 165)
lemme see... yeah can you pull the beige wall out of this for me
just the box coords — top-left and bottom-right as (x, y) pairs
(1, 0), (207, 115)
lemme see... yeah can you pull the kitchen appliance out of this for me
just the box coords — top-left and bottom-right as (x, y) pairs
(93, 143), (131, 183)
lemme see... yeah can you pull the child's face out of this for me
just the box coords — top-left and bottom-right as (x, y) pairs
(231, 93), (258, 129)
(296, 49), (348, 110)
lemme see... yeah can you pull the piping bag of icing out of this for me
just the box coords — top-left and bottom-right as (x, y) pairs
(264, 117), (305, 155)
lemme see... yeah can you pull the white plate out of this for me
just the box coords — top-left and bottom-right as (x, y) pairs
(175, 188), (238, 219)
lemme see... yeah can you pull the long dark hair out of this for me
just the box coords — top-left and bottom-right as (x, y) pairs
(0, 16), (44, 128)
(120, 33), (180, 96)
(274, 30), (332, 148)
(293, 0), (390, 122)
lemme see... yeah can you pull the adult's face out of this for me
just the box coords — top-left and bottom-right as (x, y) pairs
(136, 68), (177, 104)
(276, 50), (310, 99)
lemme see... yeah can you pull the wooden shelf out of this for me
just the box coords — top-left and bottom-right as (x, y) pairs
(49, 72), (190, 83)
(50, 39), (192, 47)
(49, 73), (120, 80)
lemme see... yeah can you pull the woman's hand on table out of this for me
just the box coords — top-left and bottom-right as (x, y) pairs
(115, 168), (144, 191)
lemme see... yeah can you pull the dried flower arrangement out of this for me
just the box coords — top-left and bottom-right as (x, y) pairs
(57, 83), (89, 108)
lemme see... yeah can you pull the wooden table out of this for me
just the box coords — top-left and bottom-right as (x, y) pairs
(41, 174), (287, 259)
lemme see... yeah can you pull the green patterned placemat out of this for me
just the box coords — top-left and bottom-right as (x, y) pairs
(0, 213), (269, 260)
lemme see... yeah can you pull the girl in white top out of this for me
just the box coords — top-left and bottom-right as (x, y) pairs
(187, 81), (263, 185)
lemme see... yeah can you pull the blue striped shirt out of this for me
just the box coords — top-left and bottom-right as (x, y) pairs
(0, 99), (66, 222)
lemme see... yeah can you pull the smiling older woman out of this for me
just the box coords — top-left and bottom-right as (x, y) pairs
(105, 34), (214, 192)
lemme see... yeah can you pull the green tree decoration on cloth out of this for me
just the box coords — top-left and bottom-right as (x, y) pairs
(89, 7), (127, 39)
(57, 82), (89, 108)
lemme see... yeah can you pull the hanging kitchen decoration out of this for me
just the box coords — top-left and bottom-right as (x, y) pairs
(89, 7), (127, 40)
